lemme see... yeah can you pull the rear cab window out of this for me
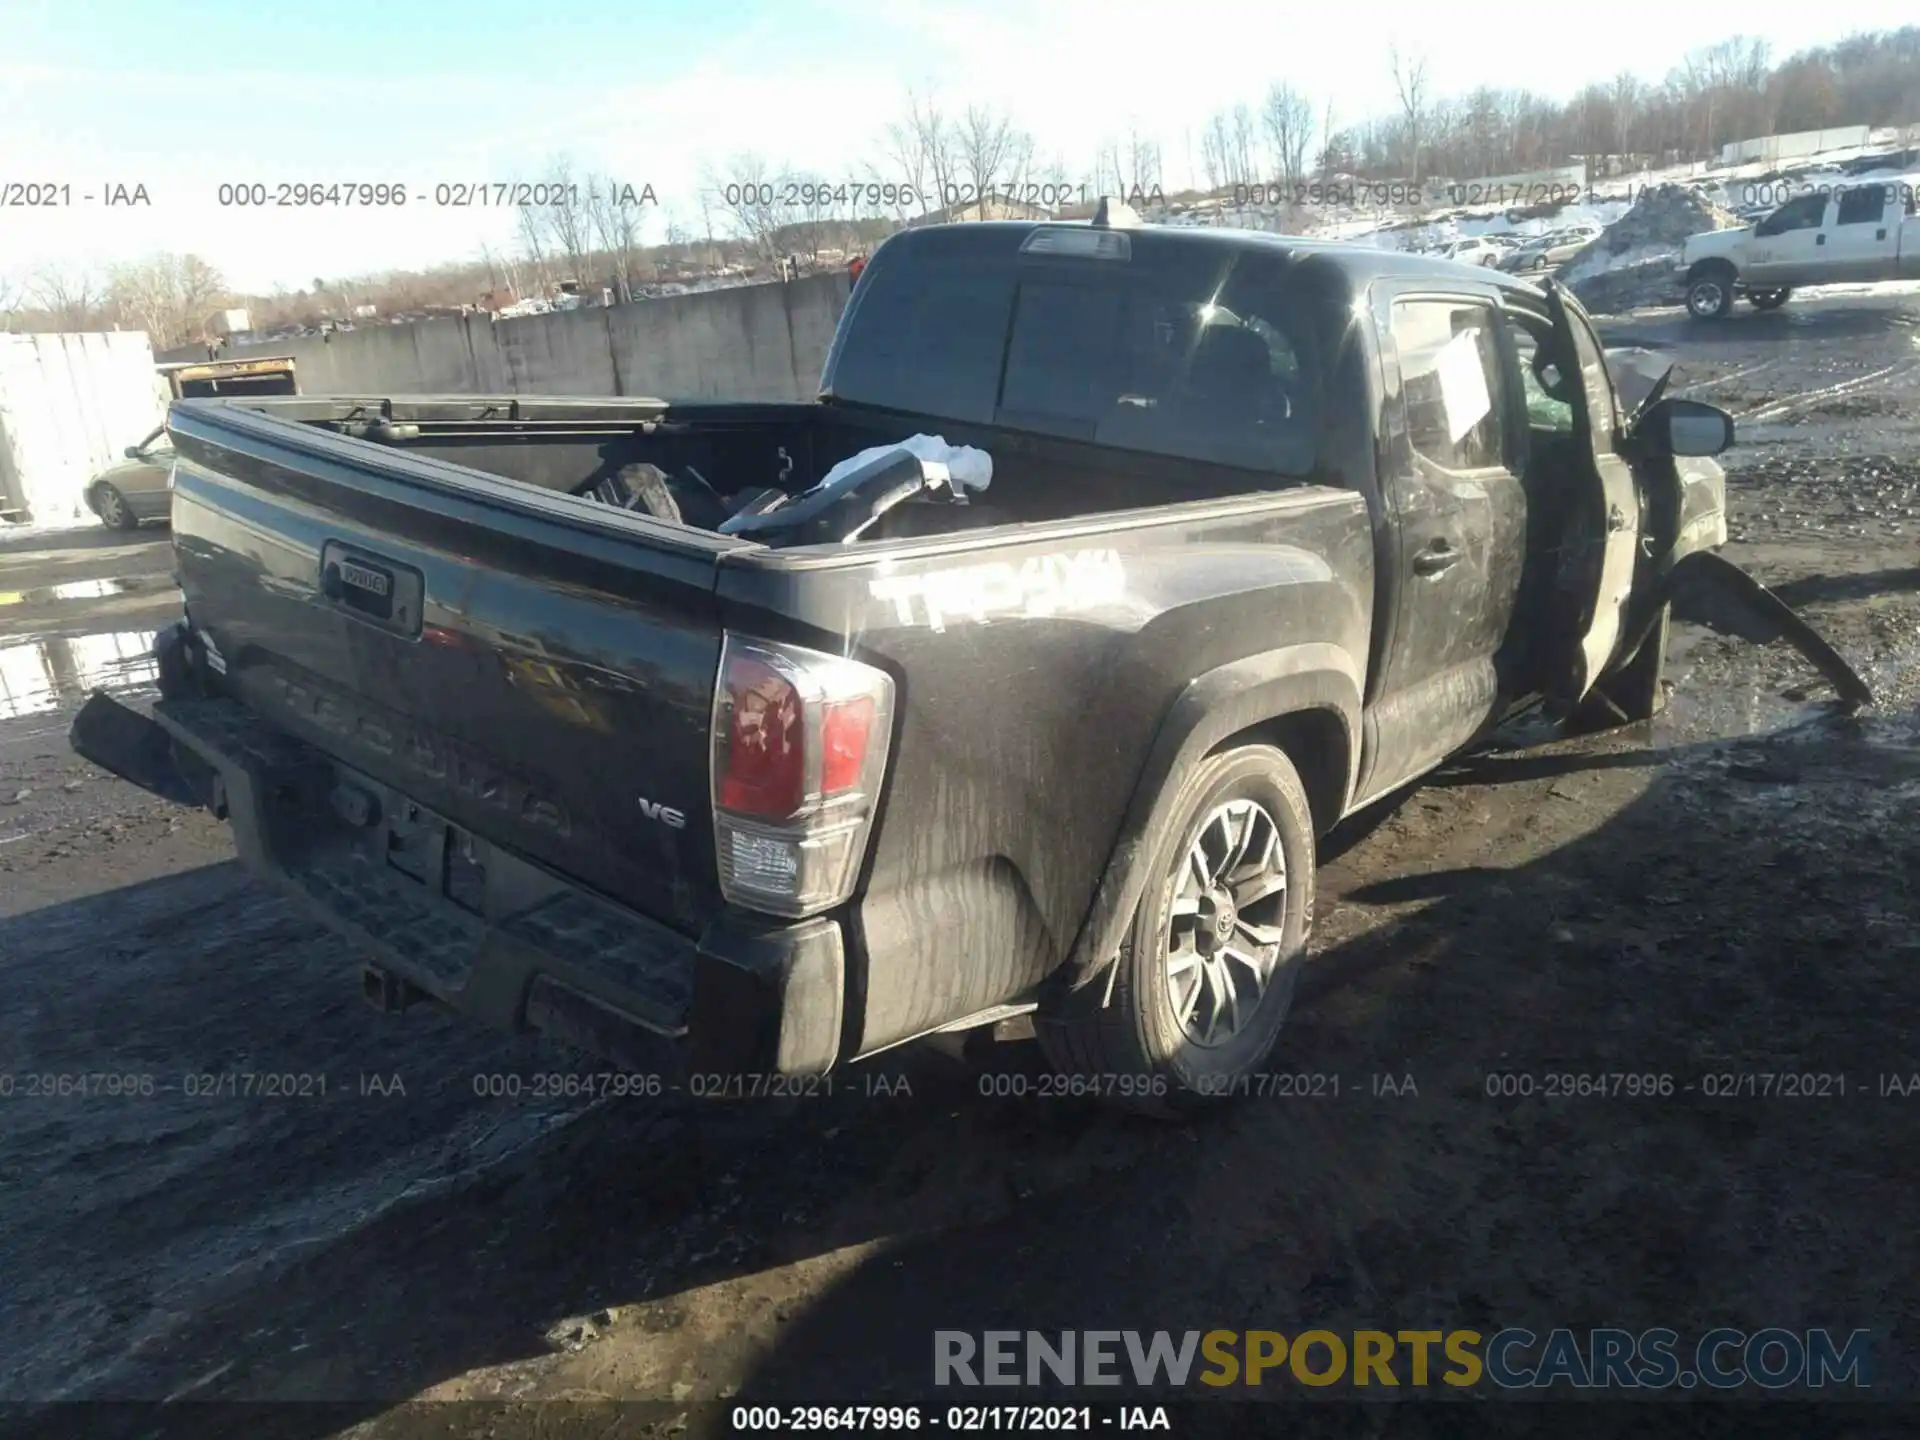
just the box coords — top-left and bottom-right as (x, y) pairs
(1835, 187), (1885, 226)
(827, 228), (1326, 477)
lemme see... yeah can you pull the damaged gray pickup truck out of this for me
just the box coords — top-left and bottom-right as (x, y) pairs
(73, 212), (1871, 1111)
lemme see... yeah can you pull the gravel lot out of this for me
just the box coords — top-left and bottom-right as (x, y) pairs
(3, 290), (1919, 1437)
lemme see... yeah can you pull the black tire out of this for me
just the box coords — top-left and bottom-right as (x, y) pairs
(1567, 601), (1670, 733)
(1748, 288), (1791, 311)
(1036, 743), (1316, 1116)
(1685, 268), (1736, 320)
(95, 484), (139, 530)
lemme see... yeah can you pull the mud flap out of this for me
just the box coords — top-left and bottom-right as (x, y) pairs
(1667, 551), (1874, 707)
(69, 690), (219, 809)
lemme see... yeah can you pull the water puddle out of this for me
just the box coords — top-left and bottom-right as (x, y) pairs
(0, 630), (160, 722)
(0, 576), (163, 607)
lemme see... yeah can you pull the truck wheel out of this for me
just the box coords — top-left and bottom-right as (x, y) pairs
(1036, 743), (1315, 1116)
(1685, 267), (1736, 320)
(1748, 288), (1791, 311)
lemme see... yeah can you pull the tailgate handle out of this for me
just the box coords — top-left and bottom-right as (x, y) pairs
(319, 541), (423, 637)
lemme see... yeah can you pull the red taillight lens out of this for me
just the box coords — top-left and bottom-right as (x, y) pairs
(711, 634), (895, 918)
(821, 697), (874, 794)
(718, 655), (805, 817)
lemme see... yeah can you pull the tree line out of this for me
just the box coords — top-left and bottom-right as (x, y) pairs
(2, 26), (1914, 343)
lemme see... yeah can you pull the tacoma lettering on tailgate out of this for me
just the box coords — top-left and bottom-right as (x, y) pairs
(268, 671), (571, 834)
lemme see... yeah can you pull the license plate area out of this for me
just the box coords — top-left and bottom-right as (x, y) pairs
(384, 800), (488, 917)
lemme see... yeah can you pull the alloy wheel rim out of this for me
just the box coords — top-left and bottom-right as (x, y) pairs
(101, 490), (125, 524)
(1163, 798), (1289, 1047)
(1692, 283), (1723, 315)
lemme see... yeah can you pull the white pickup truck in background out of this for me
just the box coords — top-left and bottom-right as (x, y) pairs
(1680, 182), (1920, 318)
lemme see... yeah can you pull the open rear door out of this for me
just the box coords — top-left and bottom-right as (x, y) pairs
(1540, 281), (1643, 703)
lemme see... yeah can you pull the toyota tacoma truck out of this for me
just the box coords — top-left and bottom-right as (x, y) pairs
(1681, 181), (1920, 318)
(71, 213), (1866, 1110)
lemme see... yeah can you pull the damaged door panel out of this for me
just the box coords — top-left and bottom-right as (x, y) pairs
(1669, 551), (1875, 707)
(1541, 281), (1644, 704)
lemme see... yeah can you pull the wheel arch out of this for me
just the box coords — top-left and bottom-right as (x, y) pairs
(1057, 644), (1362, 990)
(1687, 257), (1738, 284)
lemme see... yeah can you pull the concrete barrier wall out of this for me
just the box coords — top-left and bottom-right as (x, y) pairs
(163, 273), (855, 401)
(0, 333), (168, 527)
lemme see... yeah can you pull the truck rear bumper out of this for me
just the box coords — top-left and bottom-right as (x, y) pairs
(70, 668), (845, 1079)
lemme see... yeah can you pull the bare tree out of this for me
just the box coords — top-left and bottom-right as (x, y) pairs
(1262, 83), (1314, 187)
(543, 157), (594, 289)
(870, 107), (933, 225)
(1230, 104), (1257, 189)
(1390, 45), (1431, 182)
(516, 193), (553, 298)
(0, 272), (21, 332)
(31, 265), (98, 330)
(787, 172), (837, 259)
(1200, 107), (1257, 192)
(662, 213), (691, 263)
(906, 91), (960, 217)
(1125, 125), (1163, 197)
(1199, 118), (1227, 192)
(586, 172), (643, 302)
(1001, 129), (1038, 209)
(478, 238), (520, 303)
(696, 185), (722, 270)
(956, 105), (1018, 218)
(711, 153), (787, 260)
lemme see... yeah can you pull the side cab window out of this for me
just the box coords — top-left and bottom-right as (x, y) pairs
(1388, 297), (1511, 473)
(1756, 194), (1828, 236)
(1834, 187), (1885, 227)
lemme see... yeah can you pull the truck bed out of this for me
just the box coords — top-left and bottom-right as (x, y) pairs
(223, 393), (1310, 532)
(150, 392), (1372, 1066)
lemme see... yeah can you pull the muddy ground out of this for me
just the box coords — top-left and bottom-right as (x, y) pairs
(2, 291), (1919, 1438)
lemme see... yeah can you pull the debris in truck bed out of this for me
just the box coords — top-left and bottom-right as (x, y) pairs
(718, 436), (996, 545)
(815, 434), (994, 498)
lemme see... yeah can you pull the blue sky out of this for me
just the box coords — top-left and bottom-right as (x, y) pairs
(2, 0), (1915, 294)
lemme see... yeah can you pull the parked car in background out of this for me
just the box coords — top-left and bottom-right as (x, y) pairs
(1439, 236), (1507, 267)
(86, 424), (174, 529)
(1500, 225), (1603, 272)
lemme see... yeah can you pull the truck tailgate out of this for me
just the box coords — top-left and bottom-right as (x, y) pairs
(165, 399), (743, 937)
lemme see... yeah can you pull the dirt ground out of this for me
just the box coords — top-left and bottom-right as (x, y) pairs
(3, 291), (1919, 1438)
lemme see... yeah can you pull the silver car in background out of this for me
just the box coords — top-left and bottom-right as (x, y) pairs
(86, 424), (174, 529)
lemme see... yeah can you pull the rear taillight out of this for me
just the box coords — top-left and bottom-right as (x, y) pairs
(711, 634), (894, 918)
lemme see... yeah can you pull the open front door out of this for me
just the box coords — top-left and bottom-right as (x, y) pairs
(1540, 281), (1642, 703)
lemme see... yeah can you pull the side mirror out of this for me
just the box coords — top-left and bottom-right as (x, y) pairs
(124, 445), (143, 459)
(1641, 397), (1734, 457)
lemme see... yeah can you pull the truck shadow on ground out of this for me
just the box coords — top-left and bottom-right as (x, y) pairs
(6, 713), (1917, 1438)
(728, 708), (1920, 1411)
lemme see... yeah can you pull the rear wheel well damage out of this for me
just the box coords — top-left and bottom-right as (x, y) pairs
(1210, 707), (1350, 837)
(1057, 692), (1354, 994)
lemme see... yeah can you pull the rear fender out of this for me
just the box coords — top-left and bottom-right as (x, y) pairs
(1060, 644), (1363, 989)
